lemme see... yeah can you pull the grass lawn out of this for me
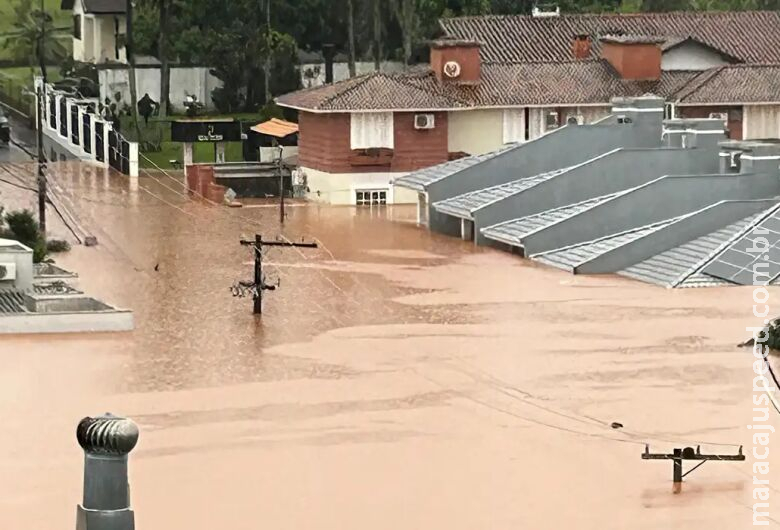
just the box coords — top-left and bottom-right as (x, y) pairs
(140, 141), (244, 170)
(123, 116), (251, 170)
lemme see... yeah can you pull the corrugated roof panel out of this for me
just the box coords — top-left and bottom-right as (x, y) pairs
(432, 166), (573, 219)
(0, 291), (25, 314)
(532, 217), (683, 271)
(619, 211), (764, 287)
(481, 193), (618, 247)
(392, 145), (518, 192)
(703, 204), (780, 285)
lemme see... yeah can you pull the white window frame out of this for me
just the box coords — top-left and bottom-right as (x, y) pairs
(350, 112), (394, 150)
(355, 189), (388, 206)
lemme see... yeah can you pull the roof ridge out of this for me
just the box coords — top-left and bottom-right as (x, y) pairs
(317, 71), (386, 110)
(672, 66), (724, 102)
(442, 10), (780, 23)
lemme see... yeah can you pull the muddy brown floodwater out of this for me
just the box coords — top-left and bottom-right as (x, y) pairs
(0, 162), (778, 529)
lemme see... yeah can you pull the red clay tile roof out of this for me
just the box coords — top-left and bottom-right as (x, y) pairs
(277, 62), (702, 111)
(440, 11), (780, 63)
(675, 64), (780, 104)
(277, 10), (780, 112)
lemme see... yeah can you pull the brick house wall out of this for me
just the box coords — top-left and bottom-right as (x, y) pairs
(298, 111), (449, 174)
(679, 105), (743, 140)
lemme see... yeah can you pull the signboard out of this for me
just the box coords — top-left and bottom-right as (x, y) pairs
(171, 120), (242, 143)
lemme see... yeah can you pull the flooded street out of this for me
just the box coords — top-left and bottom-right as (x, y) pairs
(0, 162), (777, 529)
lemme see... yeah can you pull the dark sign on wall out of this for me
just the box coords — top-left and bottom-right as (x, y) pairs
(171, 120), (242, 143)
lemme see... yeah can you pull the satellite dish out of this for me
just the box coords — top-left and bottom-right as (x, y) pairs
(443, 61), (461, 78)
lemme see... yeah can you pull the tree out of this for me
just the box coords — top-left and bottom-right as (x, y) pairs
(157, 0), (171, 117)
(346, 0), (356, 77)
(1, 0), (68, 76)
(392, 0), (418, 66)
(373, 0), (382, 70)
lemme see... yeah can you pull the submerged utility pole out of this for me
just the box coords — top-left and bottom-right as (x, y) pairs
(234, 234), (317, 314)
(642, 445), (745, 494)
(277, 144), (284, 224)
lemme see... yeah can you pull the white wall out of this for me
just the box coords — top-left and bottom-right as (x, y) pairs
(448, 109), (504, 155)
(299, 166), (417, 205)
(299, 61), (405, 88)
(744, 105), (780, 139)
(99, 67), (222, 112)
(661, 41), (729, 71)
(0, 247), (33, 292)
(72, 1), (86, 62)
(73, 11), (126, 64)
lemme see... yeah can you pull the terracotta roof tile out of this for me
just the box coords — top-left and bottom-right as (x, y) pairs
(277, 62), (701, 111)
(675, 64), (780, 104)
(440, 11), (780, 64)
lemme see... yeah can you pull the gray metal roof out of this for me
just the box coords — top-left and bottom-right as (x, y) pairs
(481, 193), (619, 247)
(0, 291), (25, 314)
(432, 166), (573, 220)
(702, 203), (780, 285)
(393, 144), (518, 192)
(619, 211), (764, 287)
(532, 216), (685, 271)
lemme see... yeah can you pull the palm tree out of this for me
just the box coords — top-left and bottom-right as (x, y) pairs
(0, 0), (69, 80)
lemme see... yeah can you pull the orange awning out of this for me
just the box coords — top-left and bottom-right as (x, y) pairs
(251, 118), (299, 138)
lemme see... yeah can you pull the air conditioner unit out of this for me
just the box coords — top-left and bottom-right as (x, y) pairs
(709, 112), (728, 122)
(566, 115), (584, 125)
(0, 263), (16, 281)
(414, 114), (435, 130)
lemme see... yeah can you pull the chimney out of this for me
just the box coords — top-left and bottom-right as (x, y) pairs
(323, 44), (335, 84)
(572, 34), (591, 59)
(430, 39), (481, 84)
(600, 35), (663, 81)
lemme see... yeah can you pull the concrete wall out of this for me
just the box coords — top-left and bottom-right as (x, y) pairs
(661, 41), (729, 71)
(299, 62), (405, 89)
(744, 105), (780, 139)
(300, 166), (417, 205)
(471, 147), (721, 245)
(428, 112), (663, 233)
(98, 67), (222, 113)
(575, 199), (778, 274)
(448, 109), (504, 155)
(522, 173), (780, 255)
(0, 311), (133, 334)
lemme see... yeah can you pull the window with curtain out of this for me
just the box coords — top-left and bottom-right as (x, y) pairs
(502, 109), (526, 144)
(350, 112), (394, 149)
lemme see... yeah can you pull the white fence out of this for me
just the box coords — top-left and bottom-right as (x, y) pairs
(36, 77), (139, 177)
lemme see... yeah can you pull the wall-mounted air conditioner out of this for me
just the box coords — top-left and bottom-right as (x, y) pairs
(414, 114), (435, 130)
(0, 263), (17, 281)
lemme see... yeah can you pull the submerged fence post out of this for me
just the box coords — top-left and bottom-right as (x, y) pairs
(75, 413), (140, 530)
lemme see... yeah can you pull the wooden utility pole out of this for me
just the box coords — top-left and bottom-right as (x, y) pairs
(236, 234), (317, 314)
(36, 0), (47, 234)
(277, 144), (284, 224)
(642, 445), (745, 494)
